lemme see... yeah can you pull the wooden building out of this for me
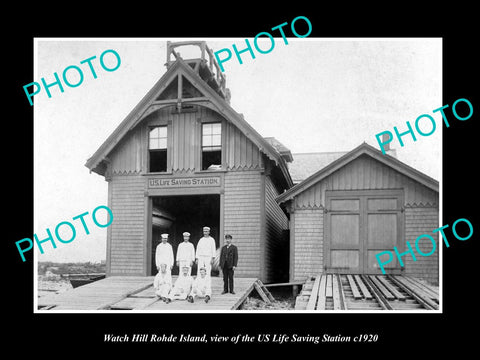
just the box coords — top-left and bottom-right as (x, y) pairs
(277, 143), (439, 285)
(85, 42), (292, 283)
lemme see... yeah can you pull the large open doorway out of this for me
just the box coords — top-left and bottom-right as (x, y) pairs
(150, 194), (220, 276)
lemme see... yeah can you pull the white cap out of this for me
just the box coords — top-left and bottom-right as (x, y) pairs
(183, 232), (190, 237)
(161, 233), (169, 239)
(203, 226), (210, 231)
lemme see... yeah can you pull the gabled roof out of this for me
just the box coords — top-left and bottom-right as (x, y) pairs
(289, 148), (398, 184)
(289, 151), (347, 184)
(276, 142), (439, 204)
(85, 56), (292, 187)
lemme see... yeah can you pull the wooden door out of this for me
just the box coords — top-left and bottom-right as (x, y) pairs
(325, 190), (403, 274)
(325, 197), (362, 273)
(364, 195), (403, 274)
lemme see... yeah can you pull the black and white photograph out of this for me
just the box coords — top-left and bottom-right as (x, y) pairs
(33, 37), (442, 312)
(6, 7), (479, 352)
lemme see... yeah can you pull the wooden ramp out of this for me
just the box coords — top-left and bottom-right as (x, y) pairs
(38, 276), (258, 311)
(133, 277), (258, 311)
(295, 274), (439, 311)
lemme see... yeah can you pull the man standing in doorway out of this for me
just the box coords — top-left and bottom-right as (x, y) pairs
(176, 232), (195, 275)
(195, 226), (216, 276)
(220, 234), (238, 294)
(155, 233), (174, 274)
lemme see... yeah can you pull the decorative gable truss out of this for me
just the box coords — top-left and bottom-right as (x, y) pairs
(85, 51), (292, 188)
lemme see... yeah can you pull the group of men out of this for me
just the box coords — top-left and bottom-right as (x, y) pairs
(153, 226), (238, 304)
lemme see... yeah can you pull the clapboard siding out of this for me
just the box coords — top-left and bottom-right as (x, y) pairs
(404, 207), (439, 285)
(285, 151), (439, 284)
(292, 209), (324, 281)
(290, 203), (439, 284)
(109, 105), (263, 175)
(223, 171), (262, 278)
(295, 155), (437, 209)
(264, 175), (289, 283)
(106, 104), (269, 278)
(108, 175), (145, 275)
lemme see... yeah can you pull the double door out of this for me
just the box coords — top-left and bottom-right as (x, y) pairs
(325, 190), (404, 274)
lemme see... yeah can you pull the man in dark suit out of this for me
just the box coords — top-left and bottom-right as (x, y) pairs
(219, 234), (238, 294)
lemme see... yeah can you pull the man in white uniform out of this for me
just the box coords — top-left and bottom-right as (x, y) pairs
(153, 263), (172, 301)
(176, 232), (195, 275)
(166, 265), (194, 303)
(155, 233), (174, 274)
(188, 266), (212, 303)
(195, 226), (216, 276)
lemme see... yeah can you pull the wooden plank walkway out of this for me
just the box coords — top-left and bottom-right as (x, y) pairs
(37, 276), (258, 311)
(38, 276), (154, 310)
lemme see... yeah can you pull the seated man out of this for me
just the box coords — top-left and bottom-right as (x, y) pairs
(188, 266), (212, 303)
(165, 265), (193, 303)
(153, 263), (172, 301)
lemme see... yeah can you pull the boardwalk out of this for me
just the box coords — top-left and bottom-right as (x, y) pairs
(37, 276), (258, 311)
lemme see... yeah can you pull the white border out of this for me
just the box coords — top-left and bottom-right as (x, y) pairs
(33, 37), (443, 314)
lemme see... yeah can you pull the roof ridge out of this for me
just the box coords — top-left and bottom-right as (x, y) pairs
(278, 142), (439, 204)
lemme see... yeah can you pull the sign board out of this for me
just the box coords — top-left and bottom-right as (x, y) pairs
(148, 176), (221, 189)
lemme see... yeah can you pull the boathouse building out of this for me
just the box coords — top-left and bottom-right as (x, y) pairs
(86, 41), (439, 286)
(277, 143), (439, 285)
(85, 42), (292, 283)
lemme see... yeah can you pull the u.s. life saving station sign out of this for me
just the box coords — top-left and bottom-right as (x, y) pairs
(148, 176), (221, 189)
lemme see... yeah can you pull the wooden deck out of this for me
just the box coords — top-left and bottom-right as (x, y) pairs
(37, 276), (258, 311)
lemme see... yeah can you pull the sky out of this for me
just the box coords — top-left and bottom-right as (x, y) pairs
(33, 38), (442, 263)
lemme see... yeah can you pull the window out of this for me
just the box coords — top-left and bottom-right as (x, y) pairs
(201, 122), (222, 170)
(149, 126), (168, 172)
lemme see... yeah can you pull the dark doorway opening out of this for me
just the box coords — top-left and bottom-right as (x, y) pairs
(151, 194), (220, 276)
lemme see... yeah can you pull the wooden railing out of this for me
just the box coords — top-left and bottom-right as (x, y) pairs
(166, 41), (227, 96)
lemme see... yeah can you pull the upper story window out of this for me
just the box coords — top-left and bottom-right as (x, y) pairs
(149, 126), (168, 172)
(201, 122), (222, 170)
